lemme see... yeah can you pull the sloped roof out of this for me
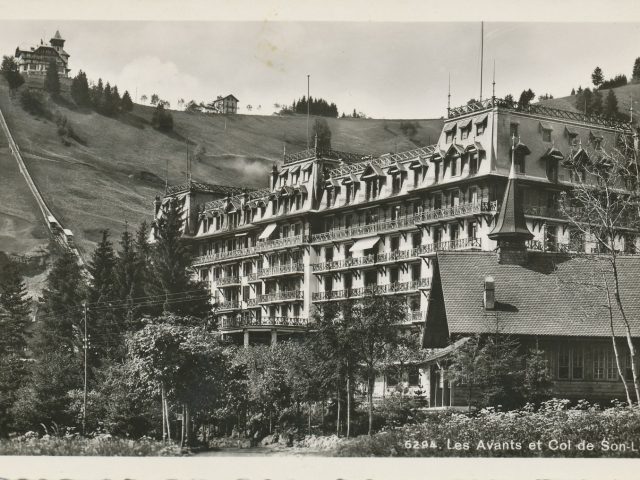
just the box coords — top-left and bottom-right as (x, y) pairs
(433, 251), (640, 338)
(488, 158), (533, 241)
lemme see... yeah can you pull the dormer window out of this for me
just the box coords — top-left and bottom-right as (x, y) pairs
(391, 173), (402, 194)
(444, 124), (456, 143)
(589, 131), (604, 150)
(459, 119), (472, 140)
(474, 114), (488, 136)
(539, 122), (553, 143)
(565, 127), (579, 146)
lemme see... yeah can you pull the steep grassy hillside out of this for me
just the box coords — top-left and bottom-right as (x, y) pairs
(0, 80), (443, 259)
(539, 82), (640, 123)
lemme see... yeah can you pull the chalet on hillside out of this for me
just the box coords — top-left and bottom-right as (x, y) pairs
(15, 30), (70, 77)
(213, 94), (239, 114)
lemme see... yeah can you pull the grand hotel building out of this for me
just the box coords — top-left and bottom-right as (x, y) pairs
(155, 98), (636, 357)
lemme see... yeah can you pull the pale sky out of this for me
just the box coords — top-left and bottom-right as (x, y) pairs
(2, 20), (640, 118)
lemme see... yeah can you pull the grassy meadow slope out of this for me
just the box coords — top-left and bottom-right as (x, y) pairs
(538, 82), (640, 123)
(0, 79), (443, 258)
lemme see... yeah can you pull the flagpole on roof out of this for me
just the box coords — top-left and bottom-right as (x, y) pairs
(479, 21), (484, 103)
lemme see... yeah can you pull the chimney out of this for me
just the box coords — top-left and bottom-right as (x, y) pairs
(271, 164), (279, 189)
(154, 195), (162, 215)
(484, 276), (495, 310)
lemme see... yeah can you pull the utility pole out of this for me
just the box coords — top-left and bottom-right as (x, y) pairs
(307, 74), (310, 150)
(82, 301), (88, 436)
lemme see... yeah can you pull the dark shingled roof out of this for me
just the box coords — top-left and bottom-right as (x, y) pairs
(429, 251), (640, 340)
(488, 158), (533, 241)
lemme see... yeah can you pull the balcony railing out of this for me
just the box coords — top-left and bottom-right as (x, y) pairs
(311, 202), (497, 243)
(258, 262), (304, 278)
(220, 316), (309, 330)
(216, 275), (241, 286)
(311, 239), (481, 273)
(258, 290), (305, 303)
(522, 205), (584, 219)
(447, 97), (632, 131)
(526, 240), (572, 253)
(246, 298), (259, 307)
(216, 300), (240, 311)
(312, 279), (430, 302)
(193, 235), (305, 266)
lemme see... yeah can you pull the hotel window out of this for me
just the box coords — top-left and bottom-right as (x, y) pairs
(391, 173), (402, 194)
(295, 195), (301, 210)
(557, 346), (585, 380)
(390, 236), (400, 252)
(545, 225), (558, 251)
(542, 128), (552, 143)
(469, 153), (478, 175)
(467, 221), (477, 239)
(445, 129), (455, 144)
(433, 226), (442, 244)
(450, 158), (458, 176)
(412, 232), (422, 248)
(434, 162), (440, 183)
(593, 348), (607, 380)
(461, 125), (470, 140)
(411, 263), (421, 281)
(303, 169), (311, 182)
(450, 223), (459, 241)
(476, 121), (486, 136)
(389, 267), (399, 284)
(271, 199), (277, 215)
(546, 158), (558, 182)
(326, 188), (333, 207)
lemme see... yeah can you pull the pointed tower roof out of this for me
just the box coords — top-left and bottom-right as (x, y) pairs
(488, 139), (533, 242)
(53, 30), (63, 40)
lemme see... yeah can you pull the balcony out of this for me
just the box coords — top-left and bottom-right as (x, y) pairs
(246, 298), (259, 308)
(522, 205), (583, 220)
(258, 290), (305, 304)
(216, 275), (241, 286)
(216, 300), (241, 312)
(247, 272), (260, 283)
(220, 316), (309, 331)
(311, 239), (481, 273)
(258, 262), (305, 278)
(310, 202), (497, 243)
(526, 239), (575, 253)
(312, 279), (430, 302)
(192, 234), (305, 266)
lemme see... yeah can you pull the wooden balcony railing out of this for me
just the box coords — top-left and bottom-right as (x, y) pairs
(220, 316), (309, 330)
(311, 238), (482, 272)
(193, 235), (305, 266)
(312, 279), (430, 302)
(258, 262), (304, 278)
(216, 275), (241, 286)
(216, 300), (240, 311)
(311, 202), (497, 243)
(258, 290), (305, 303)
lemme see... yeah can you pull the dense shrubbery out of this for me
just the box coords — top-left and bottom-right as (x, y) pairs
(20, 89), (50, 117)
(335, 400), (640, 457)
(0, 433), (184, 456)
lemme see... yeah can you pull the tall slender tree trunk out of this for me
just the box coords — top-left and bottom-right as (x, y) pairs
(603, 272), (633, 405)
(336, 380), (341, 437)
(368, 374), (374, 436)
(346, 368), (351, 438)
(180, 404), (186, 447)
(308, 402), (312, 435)
(163, 384), (171, 441)
(161, 384), (167, 442)
(611, 260), (640, 404)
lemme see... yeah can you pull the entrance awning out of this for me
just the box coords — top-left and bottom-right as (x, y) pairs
(350, 236), (380, 252)
(258, 223), (278, 240)
(421, 337), (471, 365)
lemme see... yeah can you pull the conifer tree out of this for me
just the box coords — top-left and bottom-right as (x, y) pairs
(0, 56), (25, 90)
(591, 90), (604, 115)
(633, 57), (640, 82)
(114, 226), (139, 326)
(151, 199), (209, 318)
(92, 78), (104, 112)
(0, 261), (31, 435)
(44, 59), (61, 97)
(9, 251), (85, 431)
(88, 230), (117, 304)
(121, 90), (134, 112)
(70, 70), (91, 107)
(605, 89), (619, 118)
(592, 66), (604, 88)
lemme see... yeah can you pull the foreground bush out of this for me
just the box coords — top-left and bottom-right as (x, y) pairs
(0, 434), (185, 456)
(335, 400), (640, 457)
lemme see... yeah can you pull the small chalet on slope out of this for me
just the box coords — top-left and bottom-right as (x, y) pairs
(421, 152), (640, 407)
(213, 95), (239, 114)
